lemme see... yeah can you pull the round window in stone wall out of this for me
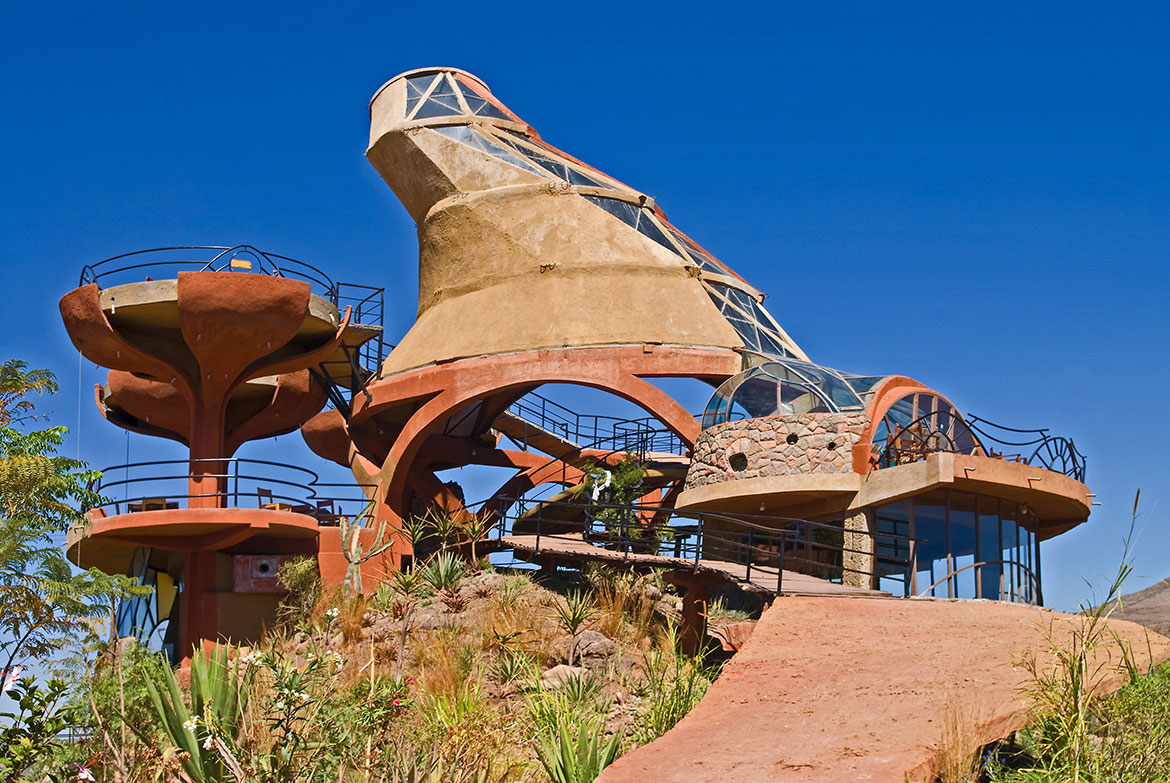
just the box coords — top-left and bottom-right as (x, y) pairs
(728, 452), (749, 472)
(786, 433), (799, 445)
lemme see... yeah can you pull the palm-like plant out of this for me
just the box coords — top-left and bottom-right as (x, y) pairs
(553, 590), (597, 666)
(458, 512), (496, 565)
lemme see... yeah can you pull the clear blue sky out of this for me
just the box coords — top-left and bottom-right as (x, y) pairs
(2, 1), (1167, 611)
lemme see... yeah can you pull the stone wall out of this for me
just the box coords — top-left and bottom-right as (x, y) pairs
(685, 412), (869, 489)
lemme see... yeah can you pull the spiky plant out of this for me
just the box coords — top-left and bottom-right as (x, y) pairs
(422, 551), (466, 594)
(553, 590), (597, 667)
(534, 715), (623, 783)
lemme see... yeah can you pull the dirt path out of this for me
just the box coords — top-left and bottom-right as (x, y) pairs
(599, 596), (1170, 783)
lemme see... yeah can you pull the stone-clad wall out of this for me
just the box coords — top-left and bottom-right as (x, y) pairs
(685, 412), (869, 489)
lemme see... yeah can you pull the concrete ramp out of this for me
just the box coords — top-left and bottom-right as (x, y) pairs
(600, 597), (1170, 783)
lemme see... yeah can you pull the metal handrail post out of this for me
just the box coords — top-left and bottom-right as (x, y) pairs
(777, 533), (785, 595)
(746, 527), (754, 583)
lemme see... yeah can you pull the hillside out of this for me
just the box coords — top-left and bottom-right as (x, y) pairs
(1113, 577), (1170, 637)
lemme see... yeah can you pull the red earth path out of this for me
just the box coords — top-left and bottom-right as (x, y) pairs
(600, 596), (1170, 783)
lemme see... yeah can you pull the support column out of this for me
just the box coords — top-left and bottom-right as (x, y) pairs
(842, 508), (875, 589)
(665, 572), (724, 656)
(180, 550), (220, 659)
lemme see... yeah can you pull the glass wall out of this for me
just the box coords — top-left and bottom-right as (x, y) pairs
(874, 491), (1040, 603)
(873, 392), (981, 466)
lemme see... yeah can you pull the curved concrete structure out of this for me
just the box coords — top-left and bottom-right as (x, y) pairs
(59, 260), (379, 658)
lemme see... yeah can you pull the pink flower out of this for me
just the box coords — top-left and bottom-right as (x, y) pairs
(1, 666), (23, 694)
(392, 699), (401, 706)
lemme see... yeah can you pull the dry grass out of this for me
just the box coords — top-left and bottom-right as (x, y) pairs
(587, 565), (661, 649)
(935, 691), (987, 782)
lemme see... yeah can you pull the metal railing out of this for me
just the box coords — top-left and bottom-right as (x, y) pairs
(877, 410), (1086, 482)
(489, 497), (917, 595)
(79, 245), (390, 411)
(476, 424), (689, 521)
(505, 392), (686, 456)
(79, 245), (337, 299)
(88, 458), (375, 524)
(915, 559), (1042, 605)
(965, 415), (1086, 482)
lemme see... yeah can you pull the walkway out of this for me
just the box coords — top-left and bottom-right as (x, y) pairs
(500, 533), (883, 597)
(598, 596), (1170, 783)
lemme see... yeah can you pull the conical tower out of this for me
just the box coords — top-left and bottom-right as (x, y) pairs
(308, 68), (808, 552)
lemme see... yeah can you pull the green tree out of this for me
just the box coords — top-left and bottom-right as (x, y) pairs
(0, 360), (148, 778)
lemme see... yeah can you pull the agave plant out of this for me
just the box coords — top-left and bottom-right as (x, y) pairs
(141, 642), (249, 782)
(421, 551), (466, 594)
(534, 715), (623, 783)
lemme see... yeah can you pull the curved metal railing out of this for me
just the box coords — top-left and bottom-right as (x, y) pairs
(915, 559), (1041, 605)
(79, 245), (337, 300)
(877, 410), (1085, 483)
(88, 458), (375, 523)
(965, 415), (1086, 482)
(877, 409), (982, 467)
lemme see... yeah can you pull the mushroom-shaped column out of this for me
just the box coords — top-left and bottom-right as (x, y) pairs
(60, 270), (351, 506)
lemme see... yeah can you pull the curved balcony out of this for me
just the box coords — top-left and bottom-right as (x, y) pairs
(877, 410), (1086, 483)
(68, 458), (376, 572)
(79, 245), (338, 300)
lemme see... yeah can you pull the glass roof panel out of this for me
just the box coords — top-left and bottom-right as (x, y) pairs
(406, 74), (439, 117)
(495, 132), (609, 188)
(665, 225), (734, 276)
(701, 359), (868, 428)
(842, 375), (888, 399)
(432, 125), (546, 176)
(414, 75), (465, 119)
(461, 93), (513, 121)
(582, 196), (684, 259)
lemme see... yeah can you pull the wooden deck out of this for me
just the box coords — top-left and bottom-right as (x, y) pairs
(499, 533), (886, 598)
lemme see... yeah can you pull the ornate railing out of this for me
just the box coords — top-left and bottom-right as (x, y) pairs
(965, 415), (1086, 482)
(79, 245), (337, 299)
(877, 410), (1086, 483)
(505, 392), (687, 455)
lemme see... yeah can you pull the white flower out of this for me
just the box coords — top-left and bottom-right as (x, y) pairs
(77, 768), (94, 782)
(203, 735), (215, 750)
(182, 716), (199, 732)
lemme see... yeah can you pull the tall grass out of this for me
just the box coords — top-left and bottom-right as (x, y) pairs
(989, 490), (1165, 783)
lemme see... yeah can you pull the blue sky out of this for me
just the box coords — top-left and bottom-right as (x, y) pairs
(1, 1), (1167, 611)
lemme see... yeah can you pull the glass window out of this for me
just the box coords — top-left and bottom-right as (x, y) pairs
(1001, 504), (1019, 602)
(977, 496), (1002, 600)
(949, 493), (976, 599)
(413, 74), (466, 119)
(842, 375), (887, 400)
(875, 500), (911, 597)
(914, 493), (948, 598)
(493, 132), (609, 188)
(432, 126), (546, 176)
(406, 74), (438, 116)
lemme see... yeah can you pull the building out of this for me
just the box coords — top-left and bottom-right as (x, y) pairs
(61, 68), (1092, 659)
